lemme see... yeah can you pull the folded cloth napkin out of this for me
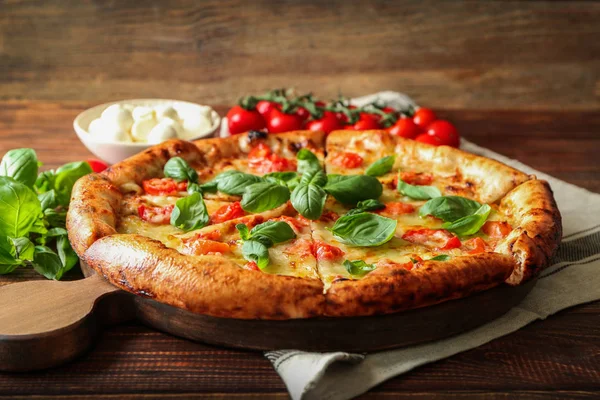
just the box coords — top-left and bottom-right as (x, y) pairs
(263, 91), (600, 400)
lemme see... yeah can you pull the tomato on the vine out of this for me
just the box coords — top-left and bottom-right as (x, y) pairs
(426, 120), (460, 147)
(227, 105), (266, 135)
(86, 158), (109, 173)
(294, 106), (311, 121)
(306, 111), (343, 134)
(413, 108), (437, 129)
(266, 108), (304, 133)
(387, 118), (421, 139)
(348, 113), (382, 130)
(256, 100), (279, 118)
(415, 133), (441, 146)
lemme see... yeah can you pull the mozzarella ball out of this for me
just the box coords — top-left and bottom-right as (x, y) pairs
(147, 119), (180, 144)
(182, 112), (212, 138)
(99, 124), (132, 143)
(101, 104), (134, 132)
(88, 118), (104, 135)
(132, 106), (155, 121)
(131, 116), (158, 142)
(155, 105), (181, 122)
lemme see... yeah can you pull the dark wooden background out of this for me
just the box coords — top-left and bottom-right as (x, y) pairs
(1, 0), (600, 399)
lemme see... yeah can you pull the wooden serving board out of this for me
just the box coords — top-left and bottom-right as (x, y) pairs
(0, 262), (536, 372)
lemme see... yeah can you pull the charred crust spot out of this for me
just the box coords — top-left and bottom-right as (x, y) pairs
(465, 180), (474, 188)
(248, 130), (268, 141)
(332, 277), (351, 283)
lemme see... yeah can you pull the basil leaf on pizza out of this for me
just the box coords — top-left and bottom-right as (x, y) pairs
(186, 182), (202, 194)
(297, 148), (322, 174)
(199, 181), (218, 193)
(346, 199), (386, 215)
(442, 204), (492, 236)
(236, 221), (296, 247)
(170, 192), (209, 231)
(419, 196), (482, 222)
(241, 181), (290, 213)
(291, 182), (327, 220)
(241, 240), (270, 269)
(164, 157), (198, 183)
(343, 259), (376, 276)
(324, 174), (383, 205)
(264, 172), (300, 190)
(214, 170), (264, 196)
(430, 255), (451, 261)
(397, 178), (441, 200)
(365, 156), (395, 177)
(331, 212), (397, 247)
(300, 168), (327, 187)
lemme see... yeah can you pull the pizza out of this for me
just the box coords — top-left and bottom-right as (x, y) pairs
(67, 129), (562, 319)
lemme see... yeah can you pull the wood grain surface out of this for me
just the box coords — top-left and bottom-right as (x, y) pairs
(1, 0), (599, 110)
(0, 101), (599, 398)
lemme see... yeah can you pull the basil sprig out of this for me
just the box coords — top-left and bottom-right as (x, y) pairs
(397, 178), (441, 200)
(429, 254), (451, 261)
(170, 192), (209, 231)
(324, 174), (383, 205)
(343, 259), (376, 276)
(213, 170), (264, 196)
(0, 148), (39, 188)
(241, 181), (290, 213)
(346, 199), (385, 216)
(291, 169), (328, 220)
(297, 148), (322, 174)
(264, 171), (300, 190)
(365, 156), (395, 177)
(164, 157), (198, 183)
(420, 196), (491, 236)
(331, 212), (397, 247)
(237, 221), (297, 269)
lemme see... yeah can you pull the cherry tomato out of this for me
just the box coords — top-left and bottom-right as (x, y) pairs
(319, 210), (340, 222)
(387, 118), (421, 139)
(272, 215), (310, 233)
(382, 106), (396, 114)
(336, 105), (357, 124)
(482, 221), (512, 238)
(142, 178), (187, 195)
(184, 239), (230, 255)
(376, 259), (415, 271)
(349, 113), (382, 130)
(402, 229), (461, 250)
(286, 238), (315, 259)
(227, 105), (266, 135)
(256, 100), (279, 118)
(248, 142), (272, 160)
(244, 261), (261, 271)
(86, 159), (109, 173)
(312, 240), (344, 261)
(412, 108), (437, 129)
(295, 106), (311, 121)
(426, 120), (460, 147)
(210, 202), (246, 224)
(266, 108), (304, 133)
(399, 171), (434, 186)
(415, 133), (442, 146)
(464, 237), (487, 254)
(306, 111), (343, 134)
(377, 202), (416, 216)
(138, 204), (174, 224)
(329, 152), (364, 169)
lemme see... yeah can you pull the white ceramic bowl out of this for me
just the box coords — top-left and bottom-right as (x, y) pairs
(73, 99), (221, 164)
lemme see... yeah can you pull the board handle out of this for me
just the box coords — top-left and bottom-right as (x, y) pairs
(0, 274), (132, 371)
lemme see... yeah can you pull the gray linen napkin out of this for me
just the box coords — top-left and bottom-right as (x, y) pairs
(263, 92), (600, 400)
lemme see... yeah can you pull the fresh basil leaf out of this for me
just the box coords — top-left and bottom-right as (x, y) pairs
(164, 157), (198, 183)
(357, 199), (386, 212)
(236, 223), (251, 240)
(397, 179), (442, 200)
(54, 161), (93, 206)
(264, 172), (301, 190)
(442, 204), (492, 236)
(300, 169), (327, 187)
(32, 245), (65, 280)
(215, 170), (264, 196)
(297, 148), (322, 174)
(324, 174), (383, 205)
(9, 237), (35, 261)
(199, 181), (218, 193)
(365, 156), (395, 177)
(291, 183), (327, 220)
(248, 220), (297, 245)
(0, 176), (42, 237)
(331, 212), (397, 247)
(0, 148), (39, 188)
(46, 227), (68, 237)
(430, 255), (451, 261)
(343, 259), (376, 276)
(419, 196), (482, 222)
(0, 241), (21, 274)
(57, 235), (79, 273)
(170, 192), (209, 231)
(35, 170), (55, 193)
(38, 189), (59, 211)
(241, 182), (290, 213)
(187, 182), (202, 194)
(44, 208), (67, 228)
(241, 240), (270, 269)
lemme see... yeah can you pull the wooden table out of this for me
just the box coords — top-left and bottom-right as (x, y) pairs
(1, 102), (600, 399)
